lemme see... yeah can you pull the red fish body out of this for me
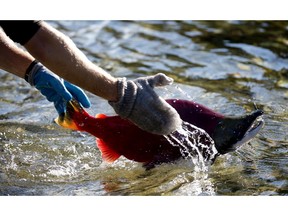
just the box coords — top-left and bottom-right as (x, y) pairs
(56, 99), (264, 169)
(57, 101), (182, 166)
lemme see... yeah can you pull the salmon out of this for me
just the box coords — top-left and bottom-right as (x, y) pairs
(55, 99), (264, 169)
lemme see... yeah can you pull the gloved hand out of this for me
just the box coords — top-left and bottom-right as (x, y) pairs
(109, 73), (182, 135)
(25, 61), (91, 114)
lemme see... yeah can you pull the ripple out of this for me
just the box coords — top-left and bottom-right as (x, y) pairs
(1, 20), (288, 195)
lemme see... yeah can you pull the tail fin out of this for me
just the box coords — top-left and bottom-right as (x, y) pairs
(212, 109), (264, 154)
(55, 99), (87, 131)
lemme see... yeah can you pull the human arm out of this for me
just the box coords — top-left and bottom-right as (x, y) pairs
(0, 28), (90, 114)
(23, 21), (182, 134)
(1, 21), (182, 135)
(24, 21), (118, 102)
(0, 28), (34, 77)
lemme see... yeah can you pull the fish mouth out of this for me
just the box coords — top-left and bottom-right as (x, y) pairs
(231, 114), (264, 152)
(212, 109), (264, 154)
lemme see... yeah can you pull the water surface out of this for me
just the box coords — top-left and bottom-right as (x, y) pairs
(1, 21), (288, 195)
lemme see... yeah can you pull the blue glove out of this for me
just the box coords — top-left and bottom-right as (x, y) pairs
(25, 61), (91, 114)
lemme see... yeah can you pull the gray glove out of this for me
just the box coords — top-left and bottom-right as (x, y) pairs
(108, 73), (182, 135)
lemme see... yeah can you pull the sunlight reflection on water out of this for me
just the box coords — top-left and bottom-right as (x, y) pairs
(1, 20), (288, 195)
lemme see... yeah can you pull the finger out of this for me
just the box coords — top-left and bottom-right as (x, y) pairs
(54, 98), (66, 115)
(64, 81), (91, 108)
(49, 79), (73, 102)
(38, 87), (56, 102)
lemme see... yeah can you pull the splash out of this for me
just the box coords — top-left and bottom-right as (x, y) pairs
(164, 121), (218, 172)
(164, 121), (218, 195)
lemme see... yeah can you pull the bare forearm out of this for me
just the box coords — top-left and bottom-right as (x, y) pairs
(0, 29), (34, 77)
(24, 21), (118, 101)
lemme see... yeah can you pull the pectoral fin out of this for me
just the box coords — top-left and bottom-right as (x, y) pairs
(97, 138), (121, 162)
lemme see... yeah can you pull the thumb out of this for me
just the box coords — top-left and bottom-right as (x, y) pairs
(64, 81), (91, 108)
(147, 73), (174, 87)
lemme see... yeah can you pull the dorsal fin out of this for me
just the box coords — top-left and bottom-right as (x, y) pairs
(96, 113), (108, 119)
(96, 138), (121, 162)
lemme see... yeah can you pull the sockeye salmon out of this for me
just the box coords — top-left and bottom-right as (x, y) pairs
(55, 99), (264, 169)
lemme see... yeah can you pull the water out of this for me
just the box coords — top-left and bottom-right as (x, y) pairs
(165, 121), (218, 172)
(1, 21), (288, 196)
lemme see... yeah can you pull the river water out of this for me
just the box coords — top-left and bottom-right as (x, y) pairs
(0, 21), (288, 196)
